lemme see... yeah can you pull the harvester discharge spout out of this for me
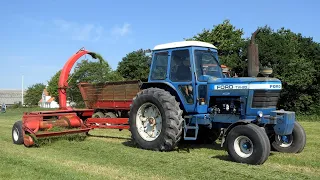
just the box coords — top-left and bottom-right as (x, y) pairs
(58, 48), (98, 110)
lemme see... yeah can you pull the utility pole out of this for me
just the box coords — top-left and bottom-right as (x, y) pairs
(22, 75), (24, 106)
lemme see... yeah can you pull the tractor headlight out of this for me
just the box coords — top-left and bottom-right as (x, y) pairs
(257, 111), (263, 118)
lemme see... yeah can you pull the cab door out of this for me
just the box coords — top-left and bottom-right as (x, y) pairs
(193, 47), (223, 114)
(168, 48), (196, 113)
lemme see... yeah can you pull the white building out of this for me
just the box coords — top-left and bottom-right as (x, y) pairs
(38, 88), (59, 108)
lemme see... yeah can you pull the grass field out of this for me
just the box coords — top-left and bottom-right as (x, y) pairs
(0, 108), (319, 180)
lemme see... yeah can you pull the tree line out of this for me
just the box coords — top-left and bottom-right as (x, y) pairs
(24, 20), (320, 115)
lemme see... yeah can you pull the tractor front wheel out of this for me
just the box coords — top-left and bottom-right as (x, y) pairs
(129, 88), (183, 151)
(271, 121), (306, 153)
(226, 124), (270, 165)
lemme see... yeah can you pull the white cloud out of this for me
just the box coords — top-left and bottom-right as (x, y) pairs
(53, 19), (103, 42)
(111, 23), (131, 37)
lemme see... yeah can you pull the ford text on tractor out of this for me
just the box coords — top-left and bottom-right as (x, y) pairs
(11, 30), (306, 165)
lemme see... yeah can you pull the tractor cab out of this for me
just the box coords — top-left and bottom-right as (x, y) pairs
(147, 41), (224, 113)
(149, 41), (223, 81)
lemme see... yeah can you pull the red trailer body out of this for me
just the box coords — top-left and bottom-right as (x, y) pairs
(78, 80), (141, 110)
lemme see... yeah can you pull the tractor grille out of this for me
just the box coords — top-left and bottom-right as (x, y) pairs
(252, 90), (280, 108)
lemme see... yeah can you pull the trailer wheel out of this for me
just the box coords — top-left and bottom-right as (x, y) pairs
(129, 88), (183, 151)
(105, 112), (116, 118)
(226, 124), (270, 165)
(12, 120), (24, 145)
(271, 121), (306, 153)
(92, 112), (105, 118)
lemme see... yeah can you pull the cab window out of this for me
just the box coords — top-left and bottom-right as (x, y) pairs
(150, 51), (168, 80)
(194, 50), (223, 80)
(169, 49), (192, 82)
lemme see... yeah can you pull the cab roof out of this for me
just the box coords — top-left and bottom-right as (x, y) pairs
(153, 41), (217, 51)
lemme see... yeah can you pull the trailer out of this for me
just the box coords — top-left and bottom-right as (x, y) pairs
(78, 80), (141, 129)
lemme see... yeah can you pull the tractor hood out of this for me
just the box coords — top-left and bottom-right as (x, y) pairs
(207, 77), (282, 96)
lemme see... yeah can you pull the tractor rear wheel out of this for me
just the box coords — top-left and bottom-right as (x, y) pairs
(129, 88), (183, 151)
(12, 120), (24, 145)
(226, 124), (270, 165)
(271, 121), (306, 153)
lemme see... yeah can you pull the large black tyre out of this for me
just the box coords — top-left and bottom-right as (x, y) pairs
(129, 88), (183, 151)
(12, 120), (24, 145)
(271, 121), (306, 153)
(226, 124), (270, 165)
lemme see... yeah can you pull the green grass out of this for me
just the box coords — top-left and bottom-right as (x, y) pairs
(1, 108), (320, 180)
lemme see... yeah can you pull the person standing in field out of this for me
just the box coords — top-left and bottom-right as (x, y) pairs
(1, 103), (6, 113)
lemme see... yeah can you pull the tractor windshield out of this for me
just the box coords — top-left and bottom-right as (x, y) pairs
(194, 49), (223, 80)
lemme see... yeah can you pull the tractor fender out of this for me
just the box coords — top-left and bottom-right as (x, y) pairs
(140, 82), (186, 112)
(221, 120), (252, 148)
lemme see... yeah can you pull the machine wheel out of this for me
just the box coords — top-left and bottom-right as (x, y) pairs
(129, 88), (183, 151)
(271, 121), (306, 153)
(12, 120), (24, 145)
(105, 112), (116, 118)
(226, 124), (270, 165)
(92, 112), (105, 118)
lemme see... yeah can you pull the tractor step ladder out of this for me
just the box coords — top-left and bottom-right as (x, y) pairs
(183, 116), (199, 140)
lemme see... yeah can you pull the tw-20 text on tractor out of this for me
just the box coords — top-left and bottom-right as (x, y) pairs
(12, 31), (306, 165)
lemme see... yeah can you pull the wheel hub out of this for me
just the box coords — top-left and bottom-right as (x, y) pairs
(148, 117), (156, 126)
(276, 134), (293, 147)
(242, 142), (251, 150)
(136, 103), (162, 141)
(234, 136), (253, 158)
(13, 128), (19, 141)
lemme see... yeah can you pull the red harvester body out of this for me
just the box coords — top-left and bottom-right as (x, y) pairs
(20, 48), (141, 147)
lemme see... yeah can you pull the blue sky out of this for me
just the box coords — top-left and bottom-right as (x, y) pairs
(0, 0), (319, 89)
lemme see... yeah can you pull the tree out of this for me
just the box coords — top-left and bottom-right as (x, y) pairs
(186, 19), (247, 76)
(117, 49), (151, 81)
(24, 83), (46, 106)
(254, 26), (319, 114)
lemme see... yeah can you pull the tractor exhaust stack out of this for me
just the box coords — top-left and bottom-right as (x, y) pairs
(247, 29), (260, 77)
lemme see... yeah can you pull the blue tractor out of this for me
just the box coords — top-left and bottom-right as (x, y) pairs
(128, 33), (306, 165)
